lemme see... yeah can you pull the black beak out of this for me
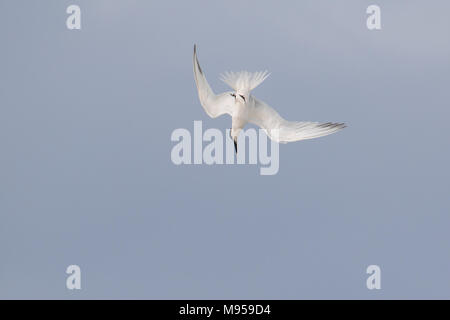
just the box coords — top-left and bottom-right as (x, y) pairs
(234, 139), (238, 154)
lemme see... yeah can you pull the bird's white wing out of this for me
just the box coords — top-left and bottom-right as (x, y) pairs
(193, 45), (233, 118)
(248, 96), (346, 143)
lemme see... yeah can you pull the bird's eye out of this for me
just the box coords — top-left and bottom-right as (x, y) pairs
(239, 95), (246, 102)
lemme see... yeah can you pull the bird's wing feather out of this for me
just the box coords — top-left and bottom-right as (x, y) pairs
(248, 96), (346, 143)
(193, 45), (233, 118)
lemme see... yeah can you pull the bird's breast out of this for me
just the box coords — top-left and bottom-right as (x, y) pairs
(232, 102), (249, 119)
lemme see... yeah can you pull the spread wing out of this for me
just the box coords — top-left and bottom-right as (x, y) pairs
(248, 96), (346, 143)
(193, 45), (233, 118)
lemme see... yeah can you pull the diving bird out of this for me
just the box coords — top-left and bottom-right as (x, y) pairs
(193, 45), (346, 153)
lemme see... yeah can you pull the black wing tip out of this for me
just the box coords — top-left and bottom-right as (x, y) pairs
(193, 44), (203, 75)
(318, 122), (347, 129)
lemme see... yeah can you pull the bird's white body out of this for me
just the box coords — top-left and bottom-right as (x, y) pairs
(231, 97), (249, 139)
(193, 45), (345, 151)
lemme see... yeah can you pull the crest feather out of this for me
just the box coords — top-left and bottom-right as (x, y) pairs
(220, 70), (270, 92)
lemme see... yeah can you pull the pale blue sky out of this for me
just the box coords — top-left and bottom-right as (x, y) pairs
(1, 0), (450, 299)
